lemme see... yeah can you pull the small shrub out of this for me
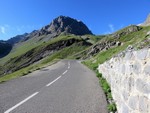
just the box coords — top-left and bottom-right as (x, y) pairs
(96, 73), (102, 78)
(22, 72), (28, 76)
(107, 92), (113, 100)
(107, 103), (117, 112)
(93, 65), (98, 70)
(100, 78), (111, 94)
(0, 80), (6, 83)
(103, 84), (111, 94)
(28, 70), (32, 73)
(36, 67), (41, 70)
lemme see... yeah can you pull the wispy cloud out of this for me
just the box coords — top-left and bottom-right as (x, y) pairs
(0, 26), (6, 34)
(119, 24), (124, 29)
(108, 24), (114, 32)
(104, 24), (115, 34)
(0, 24), (43, 40)
(0, 25), (10, 34)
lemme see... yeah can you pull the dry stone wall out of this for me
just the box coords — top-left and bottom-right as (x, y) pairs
(98, 48), (150, 113)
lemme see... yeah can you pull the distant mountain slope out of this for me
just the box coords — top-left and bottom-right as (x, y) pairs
(7, 33), (28, 45)
(0, 41), (12, 58)
(0, 33), (28, 58)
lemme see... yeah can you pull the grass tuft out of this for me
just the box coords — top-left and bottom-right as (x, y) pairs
(107, 103), (117, 112)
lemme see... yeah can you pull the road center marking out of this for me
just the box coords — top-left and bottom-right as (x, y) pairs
(4, 92), (39, 113)
(68, 65), (70, 69)
(46, 76), (61, 87)
(68, 62), (70, 69)
(62, 70), (68, 75)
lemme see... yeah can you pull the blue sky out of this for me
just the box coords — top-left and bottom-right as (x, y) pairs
(0, 0), (150, 40)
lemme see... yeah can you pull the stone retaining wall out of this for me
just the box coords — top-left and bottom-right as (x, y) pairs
(98, 48), (150, 113)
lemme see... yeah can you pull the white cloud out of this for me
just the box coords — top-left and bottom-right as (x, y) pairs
(0, 25), (10, 34)
(0, 26), (6, 34)
(119, 24), (124, 29)
(17, 28), (21, 32)
(103, 24), (115, 34)
(109, 24), (114, 32)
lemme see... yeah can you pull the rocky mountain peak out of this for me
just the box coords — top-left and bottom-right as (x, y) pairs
(39, 16), (93, 36)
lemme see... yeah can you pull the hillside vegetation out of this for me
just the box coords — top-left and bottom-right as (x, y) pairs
(1, 15), (150, 85)
(0, 34), (93, 77)
(83, 25), (150, 69)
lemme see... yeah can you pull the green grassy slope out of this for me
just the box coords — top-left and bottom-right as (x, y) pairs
(0, 34), (91, 82)
(0, 35), (81, 64)
(84, 25), (150, 70)
(0, 37), (44, 64)
(0, 44), (87, 82)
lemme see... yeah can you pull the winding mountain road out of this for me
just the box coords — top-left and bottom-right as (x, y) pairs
(0, 60), (107, 113)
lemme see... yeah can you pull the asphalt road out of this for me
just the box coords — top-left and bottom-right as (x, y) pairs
(0, 60), (108, 113)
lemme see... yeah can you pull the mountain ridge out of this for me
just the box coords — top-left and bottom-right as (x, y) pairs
(1, 15), (92, 45)
(0, 16), (93, 58)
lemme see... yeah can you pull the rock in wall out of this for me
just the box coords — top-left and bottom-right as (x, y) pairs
(98, 48), (150, 113)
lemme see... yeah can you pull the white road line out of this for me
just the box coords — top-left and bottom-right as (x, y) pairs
(62, 70), (68, 75)
(4, 92), (39, 113)
(68, 62), (70, 69)
(46, 76), (61, 87)
(68, 62), (70, 65)
(68, 65), (70, 69)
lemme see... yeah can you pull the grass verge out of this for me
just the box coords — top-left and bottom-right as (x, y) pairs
(81, 43), (128, 112)
(83, 60), (117, 113)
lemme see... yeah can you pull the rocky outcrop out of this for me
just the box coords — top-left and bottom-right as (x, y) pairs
(75, 25), (142, 59)
(87, 40), (121, 57)
(111, 25), (142, 39)
(98, 47), (150, 113)
(75, 39), (122, 59)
